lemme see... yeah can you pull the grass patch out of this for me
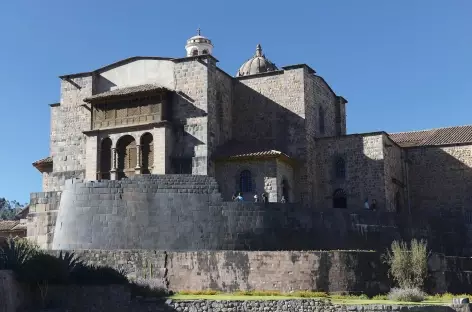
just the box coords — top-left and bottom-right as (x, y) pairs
(178, 290), (222, 295)
(170, 291), (472, 305)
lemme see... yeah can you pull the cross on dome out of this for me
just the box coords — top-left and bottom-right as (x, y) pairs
(185, 28), (214, 57)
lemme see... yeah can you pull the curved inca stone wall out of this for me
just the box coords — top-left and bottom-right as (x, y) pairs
(52, 175), (303, 250)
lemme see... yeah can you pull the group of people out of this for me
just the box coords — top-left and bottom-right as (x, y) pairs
(232, 192), (272, 203)
(364, 198), (377, 211)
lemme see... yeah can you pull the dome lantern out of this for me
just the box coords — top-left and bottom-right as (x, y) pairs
(236, 44), (278, 77)
(185, 28), (214, 57)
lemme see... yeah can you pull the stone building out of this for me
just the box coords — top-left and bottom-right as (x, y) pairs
(27, 30), (472, 250)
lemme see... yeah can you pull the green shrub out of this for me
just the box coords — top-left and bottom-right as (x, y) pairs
(19, 253), (70, 285)
(291, 291), (329, 298)
(382, 239), (429, 289)
(372, 294), (388, 300)
(0, 237), (39, 271)
(57, 251), (82, 272)
(387, 288), (426, 302)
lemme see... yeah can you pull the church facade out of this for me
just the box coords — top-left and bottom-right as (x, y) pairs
(32, 30), (472, 223)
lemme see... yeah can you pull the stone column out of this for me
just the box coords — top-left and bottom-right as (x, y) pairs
(135, 145), (142, 174)
(110, 147), (117, 180)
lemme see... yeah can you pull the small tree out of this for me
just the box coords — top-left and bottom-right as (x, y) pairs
(382, 239), (429, 289)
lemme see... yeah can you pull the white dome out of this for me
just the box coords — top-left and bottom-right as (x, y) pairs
(185, 28), (214, 57)
(236, 44), (278, 77)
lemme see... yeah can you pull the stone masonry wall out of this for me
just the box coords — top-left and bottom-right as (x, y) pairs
(49, 250), (389, 295)
(46, 250), (472, 295)
(162, 300), (458, 312)
(27, 191), (61, 249)
(310, 75), (338, 139)
(215, 159), (278, 202)
(383, 135), (406, 212)
(233, 69), (306, 158)
(44, 173), (472, 254)
(42, 170), (85, 192)
(172, 59), (211, 175)
(206, 64), (232, 154)
(407, 144), (472, 213)
(51, 76), (92, 175)
(276, 159), (295, 203)
(315, 134), (386, 210)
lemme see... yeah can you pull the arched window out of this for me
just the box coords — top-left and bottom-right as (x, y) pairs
(335, 157), (346, 179)
(239, 170), (253, 193)
(333, 189), (347, 209)
(116, 135), (137, 180)
(202, 49), (208, 54)
(192, 49), (198, 56)
(99, 137), (112, 180)
(319, 107), (325, 134)
(140, 133), (154, 174)
(395, 191), (402, 213)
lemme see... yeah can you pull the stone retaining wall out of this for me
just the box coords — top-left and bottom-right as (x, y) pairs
(45, 250), (472, 295)
(165, 300), (460, 312)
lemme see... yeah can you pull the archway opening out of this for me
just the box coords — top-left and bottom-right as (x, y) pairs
(141, 133), (154, 174)
(333, 189), (347, 209)
(99, 138), (112, 180)
(116, 135), (137, 180)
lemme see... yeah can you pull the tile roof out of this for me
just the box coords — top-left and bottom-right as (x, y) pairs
(11, 222), (27, 231)
(0, 221), (19, 231)
(32, 156), (52, 166)
(213, 141), (291, 160)
(389, 125), (472, 147)
(84, 84), (170, 102)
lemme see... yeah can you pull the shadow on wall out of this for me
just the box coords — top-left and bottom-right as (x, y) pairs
(405, 146), (472, 256)
(232, 79), (305, 157)
(169, 91), (207, 167)
(220, 201), (470, 257)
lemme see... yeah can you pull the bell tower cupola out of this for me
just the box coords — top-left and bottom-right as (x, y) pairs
(185, 28), (214, 57)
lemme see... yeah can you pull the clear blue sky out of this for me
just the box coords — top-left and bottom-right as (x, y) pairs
(0, 0), (471, 203)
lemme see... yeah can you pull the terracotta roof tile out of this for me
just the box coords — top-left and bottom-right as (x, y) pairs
(11, 223), (27, 231)
(84, 84), (170, 102)
(213, 141), (291, 160)
(389, 125), (472, 147)
(32, 156), (52, 166)
(0, 221), (19, 231)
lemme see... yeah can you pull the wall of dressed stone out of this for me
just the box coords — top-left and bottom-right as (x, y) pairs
(315, 133), (386, 210)
(383, 136), (406, 212)
(45, 250), (472, 295)
(45, 172), (472, 254)
(172, 58), (212, 175)
(214, 159), (279, 202)
(27, 191), (62, 249)
(406, 144), (472, 213)
(233, 68), (306, 159)
(52, 76), (92, 174)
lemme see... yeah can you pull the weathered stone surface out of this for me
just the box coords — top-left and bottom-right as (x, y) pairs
(0, 271), (23, 312)
(41, 250), (472, 295)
